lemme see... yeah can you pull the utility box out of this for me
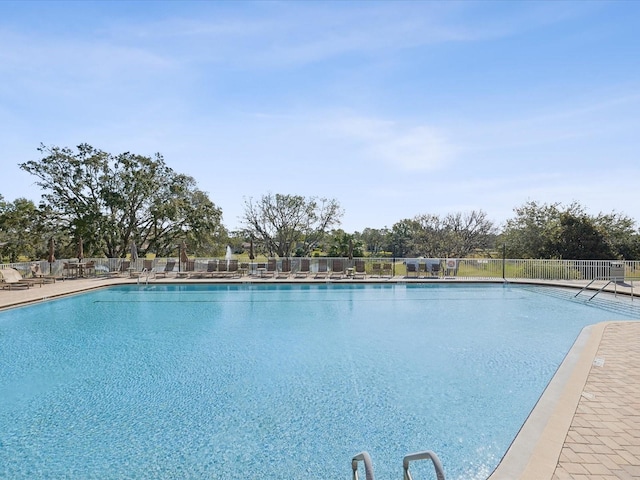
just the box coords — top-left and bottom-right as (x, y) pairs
(610, 261), (625, 281)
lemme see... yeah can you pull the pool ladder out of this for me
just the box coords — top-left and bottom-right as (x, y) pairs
(137, 268), (150, 286)
(352, 450), (446, 480)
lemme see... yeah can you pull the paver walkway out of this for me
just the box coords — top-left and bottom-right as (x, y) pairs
(552, 322), (640, 480)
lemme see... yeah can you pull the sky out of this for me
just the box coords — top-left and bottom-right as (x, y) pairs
(1, 1), (639, 233)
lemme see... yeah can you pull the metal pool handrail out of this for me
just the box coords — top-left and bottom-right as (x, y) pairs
(403, 450), (446, 480)
(137, 267), (150, 285)
(352, 451), (375, 480)
(574, 275), (638, 300)
(352, 450), (446, 480)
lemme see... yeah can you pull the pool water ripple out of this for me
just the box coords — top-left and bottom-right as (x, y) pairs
(0, 284), (635, 479)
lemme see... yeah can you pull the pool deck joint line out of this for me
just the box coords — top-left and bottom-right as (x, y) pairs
(1, 276), (639, 480)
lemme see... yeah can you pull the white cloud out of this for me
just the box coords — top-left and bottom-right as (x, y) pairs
(320, 113), (453, 171)
(371, 125), (452, 171)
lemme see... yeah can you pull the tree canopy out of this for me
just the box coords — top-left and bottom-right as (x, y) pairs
(4, 145), (640, 262)
(241, 193), (343, 257)
(327, 230), (365, 258)
(19, 144), (226, 258)
(501, 201), (640, 259)
(387, 210), (496, 258)
(0, 196), (44, 262)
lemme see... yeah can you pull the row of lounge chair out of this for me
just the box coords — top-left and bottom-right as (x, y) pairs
(0, 267), (56, 290)
(186, 260), (244, 279)
(102, 260), (174, 278)
(250, 258), (371, 279)
(153, 258), (372, 280)
(3, 259), (441, 286)
(405, 261), (442, 278)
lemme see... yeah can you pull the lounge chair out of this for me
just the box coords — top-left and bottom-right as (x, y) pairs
(277, 258), (291, 279)
(224, 259), (240, 278)
(353, 259), (366, 279)
(121, 260), (131, 273)
(102, 260), (128, 277)
(216, 259), (228, 277)
(239, 262), (250, 277)
(330, 259), (345, 279)
(253, 262), (267, 278)
(294, 258), (310, 278)
(430, 261), (441, 277)
(382, 262), (393, 278)
(177, 260), (196, 278)
(315, 259), (329, 279)
(202, 260), (218, 278)
(30, 263), (56, 283)
(0, 268), (39, 289)
(155, 260), (176, 278)
(371, 262), (382, 278)
(417, 262), (428, 278)
(261, 258), (277, 278)
(129, 259), (153, 278)
(118, 260), (131, 276)
(405, 262), (419, 278)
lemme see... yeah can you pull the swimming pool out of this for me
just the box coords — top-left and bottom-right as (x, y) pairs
(0, 283), (636, 479)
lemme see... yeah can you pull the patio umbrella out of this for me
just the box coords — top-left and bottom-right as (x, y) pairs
(180, 240), (188, 263)
(249, 236), (255, 260)
(130, 241), (138, 262)
(77, 237), (83, 261)
(48, 237), (55, 274)
(130, 241), (139, 272)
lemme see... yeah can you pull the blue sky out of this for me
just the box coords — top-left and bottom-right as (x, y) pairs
(1, 1), (639, 233)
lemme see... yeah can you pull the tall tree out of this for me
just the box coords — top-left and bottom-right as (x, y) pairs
(0, 196), (44, 262)
(410, 214), (447, 257)
(502, 201), (582, 258)
(20, 144), (226, 258)
(242, 193), (343, 257)
(502, 201), (639, 259)
(358, 227), (391, 256)
(548, 213), (613, 260)
(327, 230), (365, 258)
(389, 219), (416, 257)
(593, 212), (640, 259)
(393, 210), (495, 258)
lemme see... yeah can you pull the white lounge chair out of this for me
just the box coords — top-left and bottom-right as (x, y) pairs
(0, 268), (39, 289)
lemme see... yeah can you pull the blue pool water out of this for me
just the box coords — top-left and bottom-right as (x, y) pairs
(0, 284), (636, 479)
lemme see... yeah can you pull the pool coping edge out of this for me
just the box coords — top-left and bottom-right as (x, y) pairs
(487, 321), (608, 480)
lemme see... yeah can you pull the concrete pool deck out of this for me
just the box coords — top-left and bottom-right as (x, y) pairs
(1, 275), (638, 479)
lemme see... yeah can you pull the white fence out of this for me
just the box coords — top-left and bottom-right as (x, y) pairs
(3, 257), (640, 281)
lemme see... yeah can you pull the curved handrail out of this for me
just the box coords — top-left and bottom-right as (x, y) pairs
(351, 451), (375, 480)
(137, 268), (149, 285)
(403, 450), (445, 480)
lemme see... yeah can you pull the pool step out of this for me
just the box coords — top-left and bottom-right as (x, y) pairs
(521, 285), (640, 319)
(351, 450), (446, 480)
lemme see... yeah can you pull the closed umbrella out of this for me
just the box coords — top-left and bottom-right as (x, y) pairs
(249, 236), (255, 260)
(180, 240), (188, 263)
(77, 237), (84, 261)
(48, 237), (56, 274)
